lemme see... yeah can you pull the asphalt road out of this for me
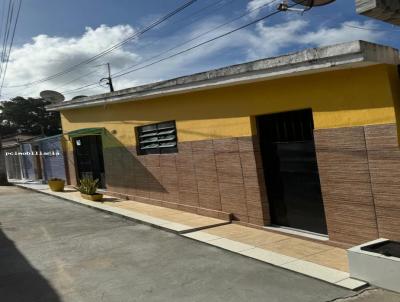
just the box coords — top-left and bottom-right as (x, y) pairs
(0, 186), (359, 302)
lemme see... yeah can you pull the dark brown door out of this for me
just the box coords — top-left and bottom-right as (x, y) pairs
(73, 135), (105, 188)
(257, 109), (327, 235)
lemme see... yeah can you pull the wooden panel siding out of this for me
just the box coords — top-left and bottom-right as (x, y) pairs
(65, 135), (270, 225)
(365, 124), (400, 241)
(62, 123), (400, 244)
(314, 126), (379, 245)
(315, 123), (400, 245)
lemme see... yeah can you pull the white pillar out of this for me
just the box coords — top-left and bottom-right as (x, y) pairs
(356, 0), (400, 25)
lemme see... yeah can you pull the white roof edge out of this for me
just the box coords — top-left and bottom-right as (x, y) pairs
(47, 41), (400, 111)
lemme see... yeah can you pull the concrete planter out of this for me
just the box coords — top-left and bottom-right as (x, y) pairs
(48, 180), (65, 192)
(80, 193), (103, 202)
(348, 238), (400, 293)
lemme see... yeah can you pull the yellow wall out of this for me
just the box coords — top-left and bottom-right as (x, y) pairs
(387, 65), (400, 140)
(61, 64), (398, 147)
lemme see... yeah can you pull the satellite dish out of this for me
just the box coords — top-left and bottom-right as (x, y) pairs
(72, 95), (87, 100)
(291, 0), (335, 6)
(40, 90), (65, 103)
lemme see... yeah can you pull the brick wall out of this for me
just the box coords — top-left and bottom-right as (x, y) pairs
(314, 127), (379, 245)
(98, 136), (269, 225)
(365, 124), (400, 241)
(64, 123), (400, 244)
(315, 124), (400, 245)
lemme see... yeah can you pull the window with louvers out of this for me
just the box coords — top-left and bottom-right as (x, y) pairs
(136, 121), (178, 155)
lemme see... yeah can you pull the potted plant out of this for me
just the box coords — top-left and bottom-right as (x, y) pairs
(48, 178), (65, 192)
(76, 177), (103, 202)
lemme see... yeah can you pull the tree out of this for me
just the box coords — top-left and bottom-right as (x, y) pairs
(0, 97), (62, 137)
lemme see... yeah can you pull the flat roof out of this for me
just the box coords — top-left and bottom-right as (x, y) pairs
(47, 40), (400, 111)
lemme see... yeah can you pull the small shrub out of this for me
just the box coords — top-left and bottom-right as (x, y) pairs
(49, 178), (64, 182)
(76, 178), (99, 195)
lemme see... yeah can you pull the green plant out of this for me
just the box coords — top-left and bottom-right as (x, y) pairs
(76, 178), (99, 195)
(49, 178), (64, 182)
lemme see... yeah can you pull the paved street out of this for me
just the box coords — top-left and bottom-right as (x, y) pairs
(0, 186), (390, 302)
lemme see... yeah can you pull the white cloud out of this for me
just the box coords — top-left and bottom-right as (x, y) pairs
(300, 20), (384, 46)
(1, 18), (385, 100)
(246, 0), (276, 17)
(244, 19), (384, 59)
(1, 20), (247, 100)
(246, 19), (309, 58)
(3, 24), (141, 99)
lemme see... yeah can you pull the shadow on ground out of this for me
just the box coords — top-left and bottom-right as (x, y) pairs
(0, 229), (61, 301)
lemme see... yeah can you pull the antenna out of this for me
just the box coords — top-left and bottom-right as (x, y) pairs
(292, 0), (335, 6)
(278, 0), (335, 13)
(40, 90), (65, 103)
(72, 95), (87, 100)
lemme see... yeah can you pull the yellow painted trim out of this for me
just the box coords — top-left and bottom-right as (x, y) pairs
(60, 65), (397, 145)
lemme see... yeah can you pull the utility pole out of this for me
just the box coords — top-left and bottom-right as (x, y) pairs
(100, 63), (115, 93)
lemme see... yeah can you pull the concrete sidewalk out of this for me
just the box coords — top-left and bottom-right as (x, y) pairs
(14, 183), (367, 291)
(1, 186), (359, 302)
(14, 183), (229, 233)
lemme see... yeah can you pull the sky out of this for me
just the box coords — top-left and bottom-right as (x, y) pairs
(1, 0), (400, 100)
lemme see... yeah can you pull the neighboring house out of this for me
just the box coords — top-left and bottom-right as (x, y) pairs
(2, 135), (40, 180)
(2, 134), (67, 182)
(47, 40), (400, 247)
(356, 0), (400, 25)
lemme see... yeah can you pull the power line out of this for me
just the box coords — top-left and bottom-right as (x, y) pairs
(53, 68), (103, 91)
(62, 81), (99, 95)
(4, 0), (199, 89)
(29, 0), (232, 94)
(114, 5), (286, 79)
(4, 0), (235, 99)
(310, 13), (400, 32)
(172, 0), (230, 26)
(0, 0), (14, 79)
(0, 0), (22, 97)
(113, 0), (278, 78)
(55, 0), (237, 95)
(0, 0), (18, 84)
(61, 0), (280, 95)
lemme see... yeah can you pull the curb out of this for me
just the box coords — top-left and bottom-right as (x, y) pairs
(13, 183), (369, 291)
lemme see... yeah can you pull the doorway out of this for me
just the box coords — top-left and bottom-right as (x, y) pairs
(73, 135), (105, 188)
(256, 109), (327, 235)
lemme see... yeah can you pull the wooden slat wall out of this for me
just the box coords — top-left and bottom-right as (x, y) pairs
(314, 127), (379, 245)
(365, 124), (400, 241)
(316, 124), (400, 245)
(100, 136), (270, 225)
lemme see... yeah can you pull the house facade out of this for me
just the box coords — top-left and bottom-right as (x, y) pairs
(48, 41), (400, 246)
(2, 135), (40, 180)
(356, 0), (400, 25)
(3, 134), (67, 182)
